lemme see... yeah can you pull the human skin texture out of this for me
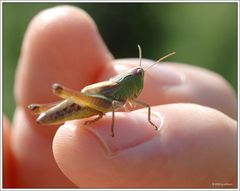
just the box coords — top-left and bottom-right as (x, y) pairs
(3, 5), (237, 188)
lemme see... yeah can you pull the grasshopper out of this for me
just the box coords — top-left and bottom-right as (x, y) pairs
(28, 45), (175, 137)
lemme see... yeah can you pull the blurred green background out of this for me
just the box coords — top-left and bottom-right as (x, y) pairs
(3, 3), (237, 120)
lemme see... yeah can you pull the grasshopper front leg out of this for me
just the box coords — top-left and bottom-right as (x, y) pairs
(133, 99), (159, 130)
(111, 100), (124, 137)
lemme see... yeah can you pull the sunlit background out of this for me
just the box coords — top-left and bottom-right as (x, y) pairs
(3, 3), (237, 120)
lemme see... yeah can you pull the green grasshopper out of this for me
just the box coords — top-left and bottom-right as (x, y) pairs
(28, 45), (175, 137)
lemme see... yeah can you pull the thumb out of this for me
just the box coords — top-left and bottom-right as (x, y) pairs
(52, 104), (236, 188)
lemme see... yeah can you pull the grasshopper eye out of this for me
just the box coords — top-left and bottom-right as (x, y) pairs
(136, 68), (144, 77)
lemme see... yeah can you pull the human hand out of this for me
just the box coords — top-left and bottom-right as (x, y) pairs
(4, 5), (237, 188)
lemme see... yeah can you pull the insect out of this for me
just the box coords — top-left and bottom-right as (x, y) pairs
(28, 45), (175, 137)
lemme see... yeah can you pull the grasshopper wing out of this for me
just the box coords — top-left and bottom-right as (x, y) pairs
(81, 80), (121, 99)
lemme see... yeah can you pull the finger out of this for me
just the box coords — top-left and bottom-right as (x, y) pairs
(53, 103), (237, 188)
(105, 59), (236, 119)
(3, 116), (16, 187)
(15, 5), (113, 108)
(11, 5), (112, 187)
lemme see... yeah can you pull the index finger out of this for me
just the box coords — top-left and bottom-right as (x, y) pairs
(10, 6), (114, 186)
(15, 5), (114, 107)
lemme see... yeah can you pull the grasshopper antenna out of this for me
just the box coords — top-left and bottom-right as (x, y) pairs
(137, 44), (142, 68)
(144, 51), (176, 71)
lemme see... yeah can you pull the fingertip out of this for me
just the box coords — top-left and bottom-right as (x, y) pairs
(15, 5), (113, 107)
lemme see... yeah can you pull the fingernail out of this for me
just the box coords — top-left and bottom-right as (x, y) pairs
(81, 111), (164, 154)
(145, 62), (185, 87)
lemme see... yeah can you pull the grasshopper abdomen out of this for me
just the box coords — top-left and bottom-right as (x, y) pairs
(36, 99), (100, 125)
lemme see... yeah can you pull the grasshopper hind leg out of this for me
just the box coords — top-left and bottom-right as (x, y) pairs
(28, 101), (62, 115)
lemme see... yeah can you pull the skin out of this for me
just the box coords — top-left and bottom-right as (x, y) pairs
(4, 6), (237, 188)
